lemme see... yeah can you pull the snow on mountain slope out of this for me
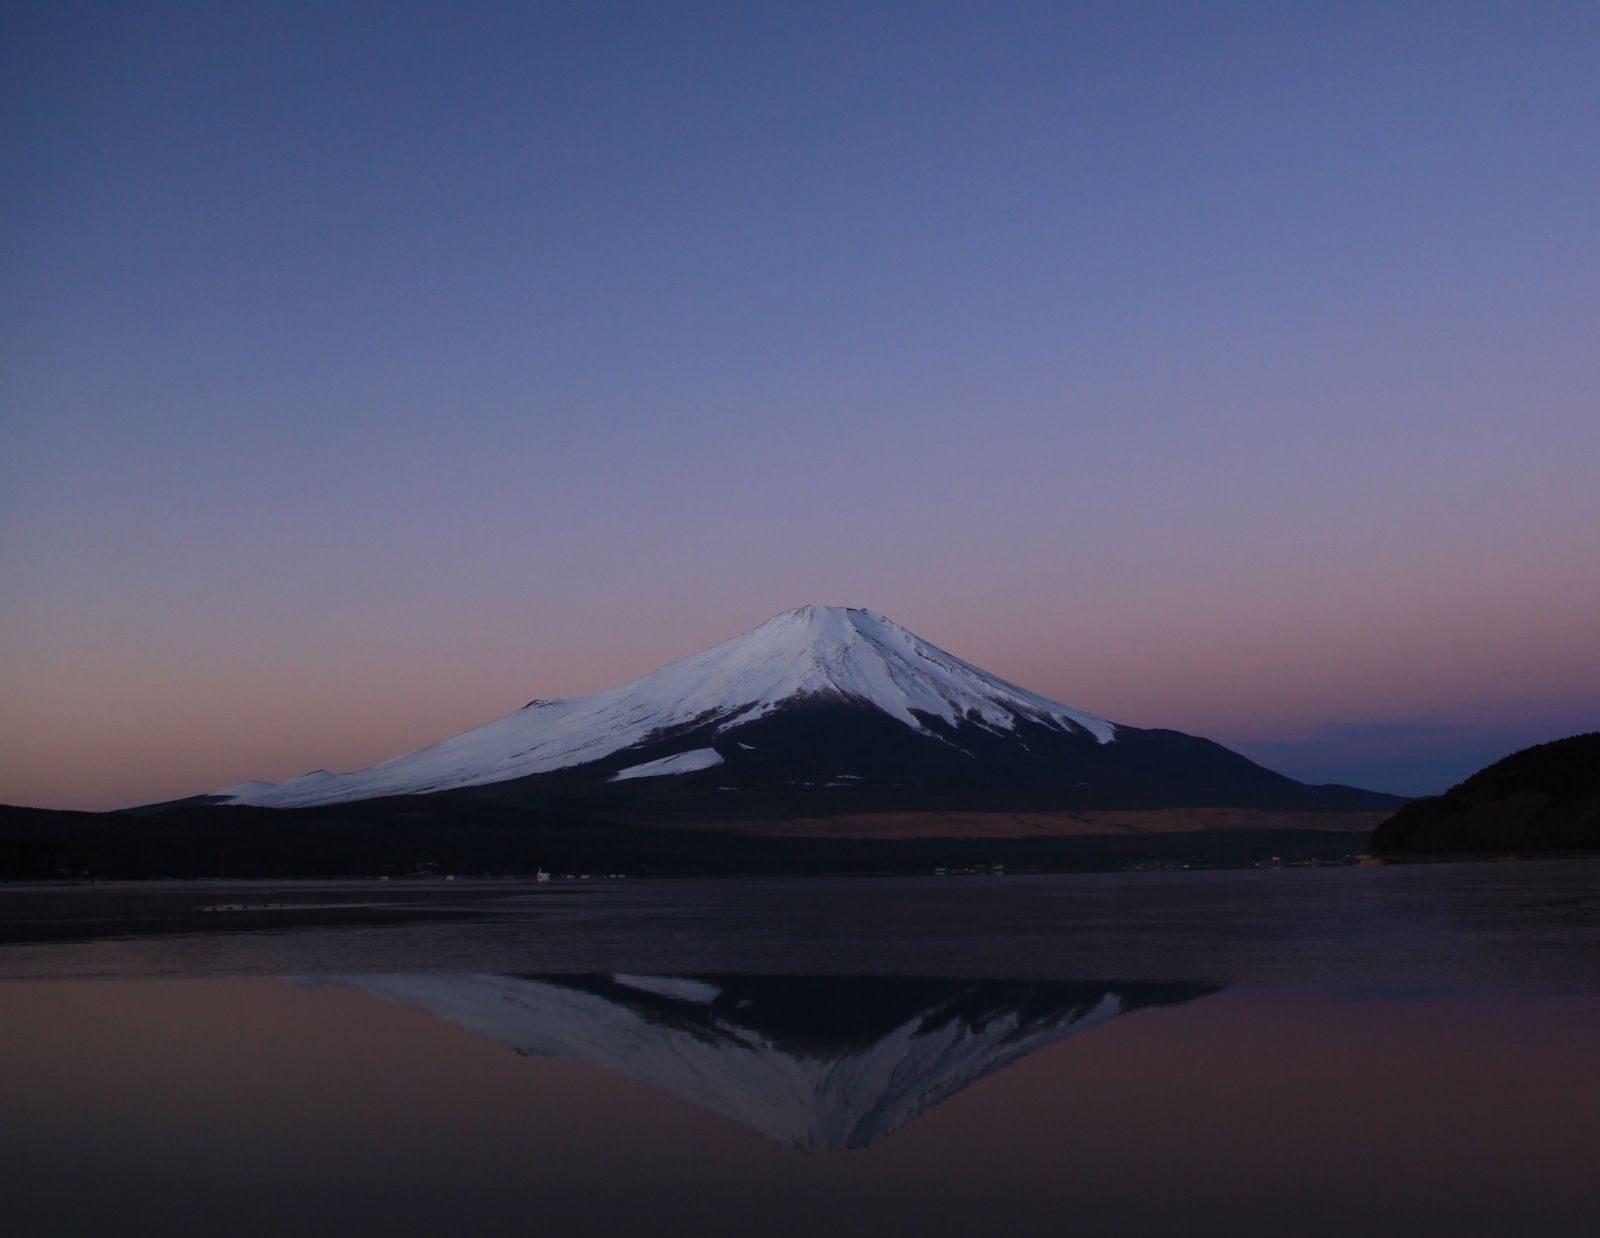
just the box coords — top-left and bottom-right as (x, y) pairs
(610, 748), (724, 782)
(218, 605), (1115, 808)
(313, 973), (1144, 1150)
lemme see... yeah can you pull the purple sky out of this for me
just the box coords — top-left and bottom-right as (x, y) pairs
(4, 1), (1598, 810)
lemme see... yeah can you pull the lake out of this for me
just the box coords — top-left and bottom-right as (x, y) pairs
(3, 860), (1598, 1236)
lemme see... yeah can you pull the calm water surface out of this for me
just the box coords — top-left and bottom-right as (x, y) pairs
(3, 861), (1598, 1236)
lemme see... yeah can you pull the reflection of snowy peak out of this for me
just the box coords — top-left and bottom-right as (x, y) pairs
(321, 974), (1214, 1150)
(217, 606), (1114, 808)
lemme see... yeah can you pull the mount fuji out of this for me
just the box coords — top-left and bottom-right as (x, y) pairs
(201, 605), (1401, 821)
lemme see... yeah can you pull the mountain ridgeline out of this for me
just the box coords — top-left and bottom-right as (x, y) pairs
(3, 606), (1411, 878)
(1373, 733), (1600, 855)
(196, 605), (1402, 822)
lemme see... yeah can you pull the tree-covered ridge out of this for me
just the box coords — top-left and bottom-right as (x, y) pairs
(1373, 733), (1600, 855)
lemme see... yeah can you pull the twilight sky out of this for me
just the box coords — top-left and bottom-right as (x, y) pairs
(3, 1), (1597, 811)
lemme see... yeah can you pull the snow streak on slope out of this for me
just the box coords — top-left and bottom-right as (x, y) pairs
(315, 974), (1136, 1150)
(609, 748), (724, 782)
(219, 605), (1115, 808)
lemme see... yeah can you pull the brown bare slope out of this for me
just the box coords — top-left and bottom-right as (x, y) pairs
(696, 808), (1396, 840)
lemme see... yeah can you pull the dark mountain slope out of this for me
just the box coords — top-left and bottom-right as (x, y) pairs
(1372, 733), (1600, 855)
(449, 698), (1403, 821)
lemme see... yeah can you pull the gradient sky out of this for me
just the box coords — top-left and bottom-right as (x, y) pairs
(3, 1), (1597, 810)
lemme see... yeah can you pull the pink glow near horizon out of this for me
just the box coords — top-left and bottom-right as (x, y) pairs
(4, 547), (1596, 809)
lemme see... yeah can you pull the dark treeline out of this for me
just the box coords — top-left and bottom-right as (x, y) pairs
(0, 799), (1369, 880)
(1374, 733), (1600, 856)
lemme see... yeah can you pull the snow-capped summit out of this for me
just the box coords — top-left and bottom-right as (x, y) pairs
(633, 604), (1115, 742)
(216, 605), (1115, 808)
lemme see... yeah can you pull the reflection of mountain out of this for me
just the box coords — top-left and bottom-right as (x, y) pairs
(322, 974), (1218, 1150)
